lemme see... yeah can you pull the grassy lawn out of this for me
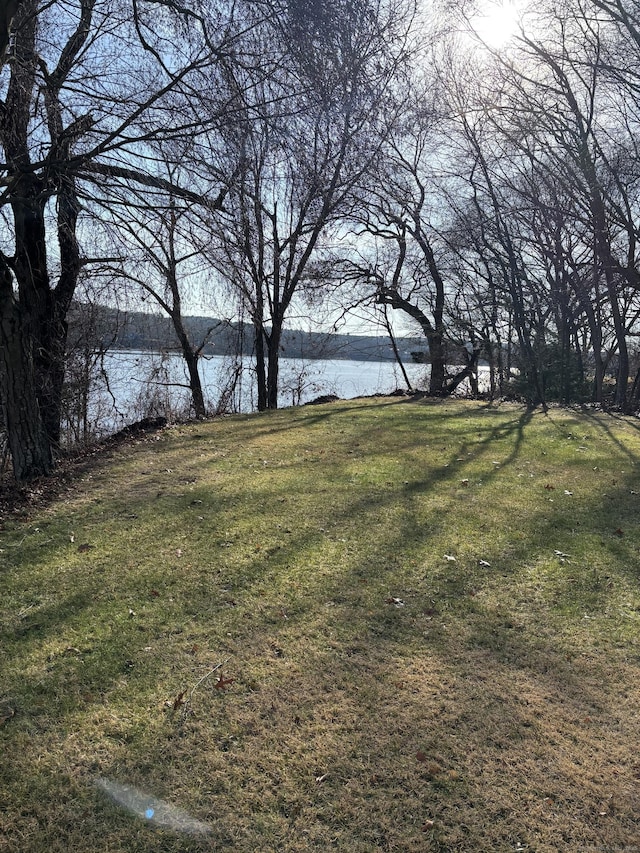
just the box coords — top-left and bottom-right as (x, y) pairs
(2, 397), (640, 852)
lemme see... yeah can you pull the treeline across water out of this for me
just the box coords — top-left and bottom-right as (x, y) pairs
(68, 304), (423, 364)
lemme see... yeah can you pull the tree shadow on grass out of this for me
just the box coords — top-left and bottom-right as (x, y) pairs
(3, 401), (640, 851)
(580, 407), (640, 465)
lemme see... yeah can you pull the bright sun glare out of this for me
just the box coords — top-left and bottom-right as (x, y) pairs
(470, 0), (520, 49)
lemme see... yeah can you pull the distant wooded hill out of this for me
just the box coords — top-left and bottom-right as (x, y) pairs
(68, 303), (426, 363)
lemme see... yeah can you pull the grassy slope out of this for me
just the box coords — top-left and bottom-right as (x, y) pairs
(1, 398), (640, 852)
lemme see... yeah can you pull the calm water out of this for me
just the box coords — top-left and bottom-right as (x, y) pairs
(85, 350), (429, 435)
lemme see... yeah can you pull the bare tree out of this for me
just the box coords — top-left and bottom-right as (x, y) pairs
(418, 2), (640, 407)
(472, 0), (640, 407)
(209, 0), (414, 410)
(96, 158), (223, 419)
(0, 0), (232, 479)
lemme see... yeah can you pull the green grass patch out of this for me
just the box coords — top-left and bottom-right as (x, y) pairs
(2, 399), (640, 851)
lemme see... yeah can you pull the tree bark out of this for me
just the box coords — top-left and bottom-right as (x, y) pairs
(254, 325), (268, 411)
(172, 318), (207, 418)
(266, 319), (282, 409)
(0, 0), (65, 474)
(375, 286), (449, 395)
(0, 263), (53, 480)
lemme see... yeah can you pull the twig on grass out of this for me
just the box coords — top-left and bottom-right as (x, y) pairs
(172, 658), (230, 720)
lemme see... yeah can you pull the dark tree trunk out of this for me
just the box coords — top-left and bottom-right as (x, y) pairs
(608, 286), (629, 409)
(0, 0), (93, 475)
(34, 311), (68, 448)
(171, 313), (207, 419)
(0, 264), (53, 480)
(427, 331), (447, 395)
(375, 286), (449, 396)
(40, 169), (84, 444)
(411, 225), (448, 395)
(12, 184), (68, 451)
(0, 0), (22, 63)
(254, 324), (268, 411)
(182, 348), (206, 419)
(443, 349), (480, 396)
(0, 2), (59, 477)
(266, 319), (282, 410)
(506, 258), (545, 407)
(0, 177), (63, 475)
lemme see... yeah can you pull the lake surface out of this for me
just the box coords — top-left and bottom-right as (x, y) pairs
(86, 351), (427, 433)
(79, 350), (485, 438)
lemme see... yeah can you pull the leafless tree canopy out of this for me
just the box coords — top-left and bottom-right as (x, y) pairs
(2, 0), (640, 478)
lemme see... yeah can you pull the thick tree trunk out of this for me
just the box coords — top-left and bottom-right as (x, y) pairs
(171, 313), (207, 418)
(507, 264), (545, 407)
(266, 320), (282, 410)
(0, 267), (53, 480)
(610, 300), (629, 409)
(375, 286), (449, 396)
(182, 348), (206, 419)
(592, 344), (605, 404)
(427, 331), (447, 395)
(0, 1), (59, 476)
(254, 324), (268, 411)
(10, 186), (68, 453)
(34, 312), (68, 447)
(410, 225), (448, 395)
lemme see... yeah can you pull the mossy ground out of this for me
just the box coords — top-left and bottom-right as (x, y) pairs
(2, 398), (640, 851)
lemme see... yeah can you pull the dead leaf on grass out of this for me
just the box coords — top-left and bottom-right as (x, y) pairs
(77, 543), (93, 553)
(215, 674), (234, 691)
(172, 690), (187, 711)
